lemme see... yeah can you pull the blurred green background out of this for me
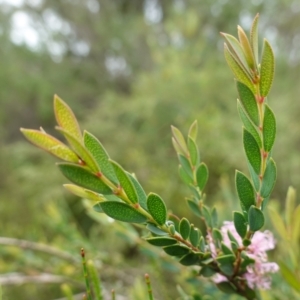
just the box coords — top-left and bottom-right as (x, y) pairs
(1, 0), (300, 299)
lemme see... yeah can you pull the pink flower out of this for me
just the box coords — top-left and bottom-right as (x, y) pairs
(207, 221), (279, 290)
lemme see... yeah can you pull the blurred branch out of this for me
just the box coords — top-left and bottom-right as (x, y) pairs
(0, 272), (84, 287)
(0, 237), (78, 263)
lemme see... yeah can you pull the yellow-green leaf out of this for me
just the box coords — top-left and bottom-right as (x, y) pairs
(20, 128), (78, 162)
(171, 125), (188, 155)
(237, 25), (255, 70)
(224, 43), (255, 94)
(268, 207), (287, 239)
(291, 204), (300, 242)
(188, 120), (198, 142)
(260, 39), (275, 97)
(54, 95), (82, 141)
(250, 13), (259, 66)
(56, 127), (99, 172)
(63, 184), (105, 202)
(285, 186), (296, 227)
(58, 163), (112, 195)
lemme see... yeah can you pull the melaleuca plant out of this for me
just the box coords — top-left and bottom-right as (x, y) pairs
(20, 15), (278, 300)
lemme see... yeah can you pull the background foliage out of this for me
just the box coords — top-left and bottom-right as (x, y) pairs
(0, 0), (300, 299)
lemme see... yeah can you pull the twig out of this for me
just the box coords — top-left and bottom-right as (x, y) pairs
(0, 237), (78, 263)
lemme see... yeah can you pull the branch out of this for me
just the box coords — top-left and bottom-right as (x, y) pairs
(0, 237), (78, 263)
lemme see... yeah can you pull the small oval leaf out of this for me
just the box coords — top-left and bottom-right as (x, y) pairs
(248, 206), (264, 231)
(20, 129), (79, 162)
(179, 218), (191, 240)
(58, 163), (112, 194)
(237, 101), (261, 147)
(100, 201), (147, 223)
(189, 226), (200, 247)
(237, 81), (259, 126)
(188, 120), (198, 141)
(171, 126), (188, 155)
(188, 137), (199, 166)
(261, 158), (276, 198)
(233, 211), (247, 239)
(54, 95), (82, 141)
(146, 237), (177, 247)
(235, 171), (255, 212)
(56, 127), (99, 172)
(263, 105), (276, 152)
(83, 131), (118, 183)
(243, 129), (261, 175)
(63, 184), (105, 202)
(260, 39), (275, 97)
(163, 245), (190, 257)
(196, 163), (209, 191)
(224, 44), (255, 94)
(127, 173), (148, 210)
(147, 193), (167, 226)
(110, 160), (138, 204)
(179, 253), (200, 266)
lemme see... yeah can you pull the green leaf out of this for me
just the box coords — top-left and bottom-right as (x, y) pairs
(199, 266), (217, 277)
(100, 201), (147, 223)
(261, 158), (276, 198)
(63, 184), (105, 202)
(235, 171), (255, 212)
(196, 163), (209, 191)
(237, 82), (259, 126)
(233, 211), (247, 238)
(58, 163), (112, 194)
(146, 223), (168, 236)
(243, 129), (261, 175)
(171, 126), (188, 155)
(202, 206), (212, 228)
(188, 120), (198, 141)
(20, 129), (79, 163)
(263, 105), (276, 152)
(221, 242), (234, 256)
(212, 228), (223, 246)
(211, 207), (218, 228)
(178, 154), (193, 178)
(199, 236), (206, 253)
(186, 199), (201, 217)
(227, 231), (239, 247)
(267, 207), (287, 239)
(248, 206), (264, 231)
(110, 160), (138, 204)
(56, 127), (99, 172)
(54, 95), (82, 141)
(189, 226), (200, 247)
(93, 202), (103, 213)
(172, 137), (185, 156)
(178, 165), (193, 185)
(179, 253), (200, 266)
(260, 39), (275, 97)
(250, 14), (259, 66)
(188, 137), (199, 166)
(216, 254), (235, 276)
(146, 237), (178, 247)
(147, 193), (167, 226)
(285, 186), (296, 228)
(237, 26), (255, 70)
(83, 131), (118, 183)
(279, 262), (300, 292)
(216, 282), (237, 294)
(237, 101), (261, 148)
(127, 173), (147, 210)
(179, 218), (191, 240)
(224, 43), (255, 94)
(163, 245), (190, 257)
(221, 33), (250, 73)
(248, 161), (260, 191)
(292, 205), (300, 243)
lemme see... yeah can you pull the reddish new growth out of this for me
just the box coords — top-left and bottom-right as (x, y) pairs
(256, 95), (265, 103)
(81, 248), (85, 258)
(134, 203), (140, 209)
(96, 171), (103, 178)
(78, 159), (86, 166)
